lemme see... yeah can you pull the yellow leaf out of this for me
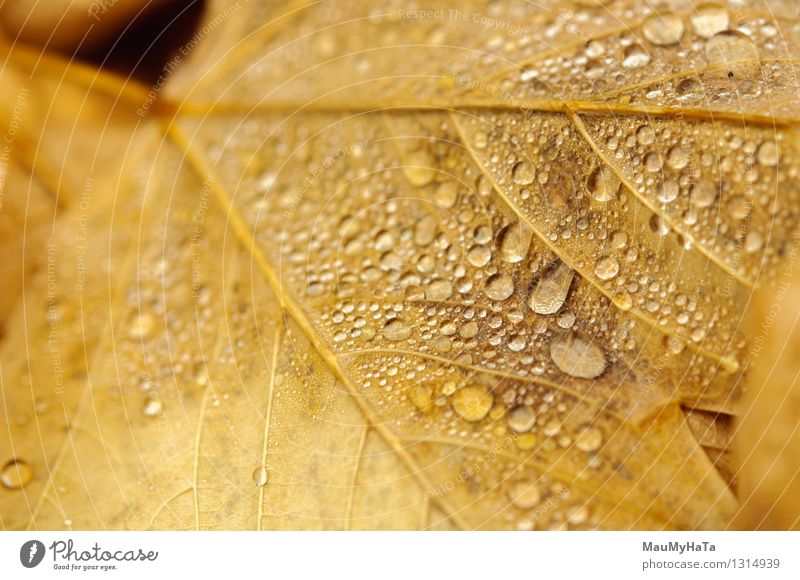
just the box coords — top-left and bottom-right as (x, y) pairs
(3, 0), (799, 530)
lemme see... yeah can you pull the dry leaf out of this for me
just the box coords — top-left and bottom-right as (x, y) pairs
(2, 0), (799, 530)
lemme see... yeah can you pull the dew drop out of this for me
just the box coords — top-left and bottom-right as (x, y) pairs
(142, 397), (163, 417)
(404, 151), (437, 186)
(452, 386), (493, 422)
(253, 466), (269, 487)
(666, 145), (689, 170)
(657, 179), (680, 203)
(467, 245), (492, 267)
(704, 30), (758, 67)
(512, 160), (536, 185)
(745, 231), (763, 254)
(498, 222), (533, 263)
(549, 334), (607, 379)
(691, 4), (729, 39)
(756, 141), (779, 167)
(485, 273), (515, 301)
(642, 13), (685, 46)
(409, 385), (433, 411)
(129, 312), (155, 339)
(508, 482), (541, 509)
(529, 261), (574, 315)
(1, 459), (33, 489)
(507, 406), (536, 432)
(575, 427), (603, 452)
(622, 43), (651, 69)
(425, 279), (453, 302)
(382, 318), (412, 341)
(594, 257), (619, 281)
(691, 181), (717, 208)
(587, 165), (621, 202)
(434, 181), (458, 208)
(636, 125), (656, 145)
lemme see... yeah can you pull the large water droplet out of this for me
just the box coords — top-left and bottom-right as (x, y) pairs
(485, 273), (515, 301)
(550, 334), (607, 379)
(622, 44), (651, 69)
(508, 482), (541, 509)
(704, 30), (758, 67)
(757, 141), (779, 167)
(253, 466), (269, 487)
(498, 222), (533, 263)
(575, 427), (603, 452)
(382, 318), (412, 341)
(507, 406), (536, 432)
(529, 261), (574, 315)
(452, 386), (493, 422)
(425, 279), (453, 302)
(691, 4), (729, 39)
(512, 160), (536, 185)
(643, 13), (685, 46)
(1, 459), (33, 489)
(587, 166), (621, 202)
(594, 257), (619, 281)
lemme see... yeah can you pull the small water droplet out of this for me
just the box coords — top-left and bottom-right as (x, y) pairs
(666, 145), (689, 170)
(409, 385), (433, 411)
(657, 179), (680, 203)
(1, 459), (33, 489)
(467, 245), (492, 267)
(691, 182), (717, 208)
(404, 151), (436, 186)
(142, 398), (163, 417)
(129, 312), (155, 339)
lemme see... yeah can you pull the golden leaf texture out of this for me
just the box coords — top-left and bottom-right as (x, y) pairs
(2, 0), (800, 530)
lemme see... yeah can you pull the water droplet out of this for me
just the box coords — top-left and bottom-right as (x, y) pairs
(129, 312), (155, 339)
(643, 13), (685, 46)
(575, 427), (603, 452)
(757, 141), (779, 167)
(512, 160), (536, 185)
(705, 30), (758, 67)
(691, 4), (729, 39)
(529, 261), (574, 315)
(745, 231), (763, 253)
(425, 279), (453, 302)
(587, 165), (621, 202)
(414, 215), (437, 246)
(508, 482), (541, 509)
(452, 386), (493, 422)
(434, 181), (458, 208)
(143, 397), (163, 417)
(507, 406), (536, 432)
(467, 245), (491, 267)
(498, 222), (533, 263)
(636, 125), (656, 145)
(644, 152), (663, 173)
(666, 145), (689, 170)
(404, 151), (436, 186)
(657, 179), (680, 203)
(253, 466), (268, 487)
(382, 318), (412, 341)
(594, 257), (619, 281)
(622, 44), (651, 69)
(409, 385), (433, 411)
(1, 459), (33, 489)
(485, 273), (515, 301)
(691, 182), (717, 208)
(550, 334), (607, 379)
